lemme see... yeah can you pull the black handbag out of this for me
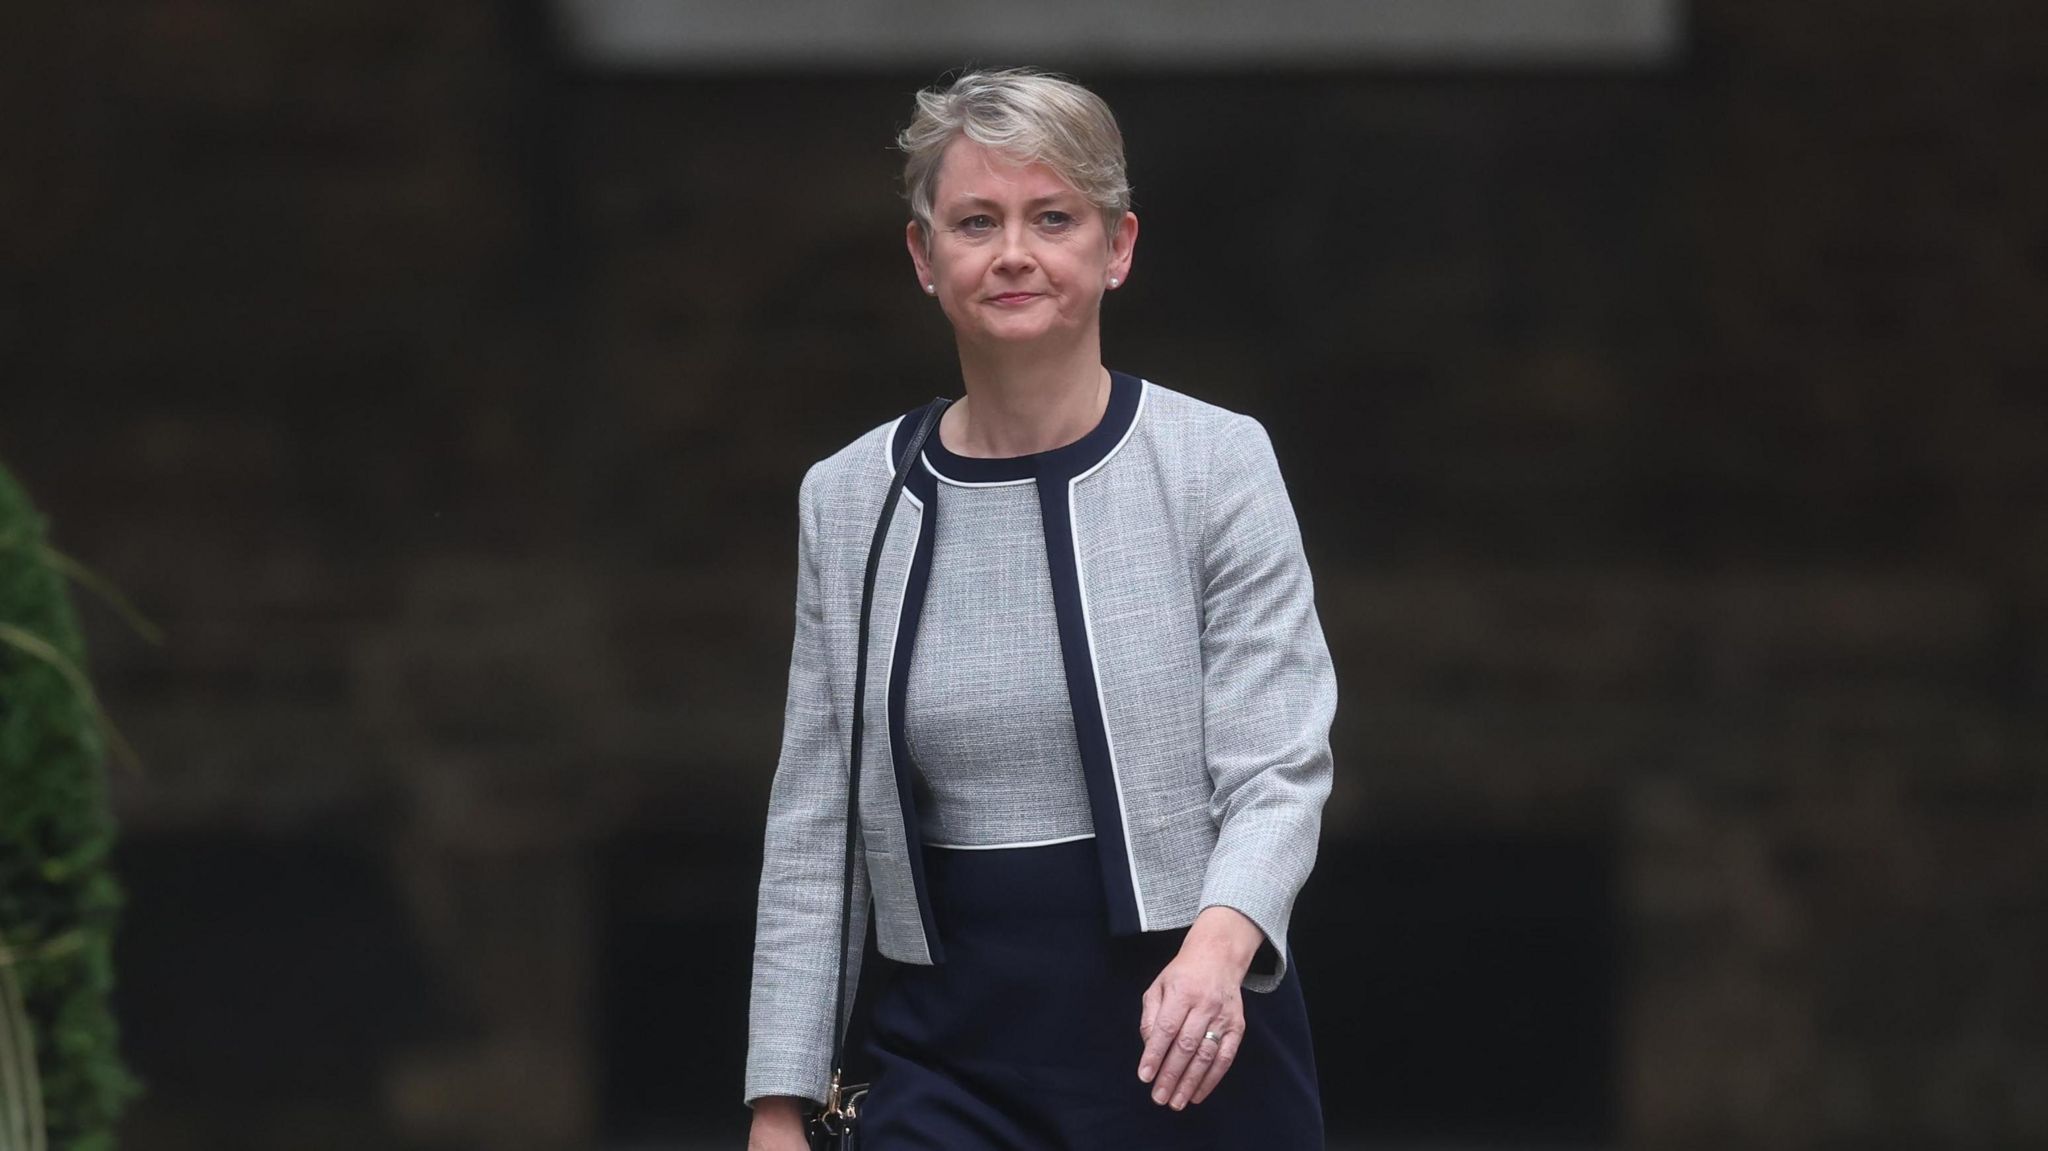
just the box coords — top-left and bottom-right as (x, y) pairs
(807, 396), (949, 1151)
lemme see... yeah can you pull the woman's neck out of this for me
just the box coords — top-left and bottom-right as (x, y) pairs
(946, 338), (1109, 459)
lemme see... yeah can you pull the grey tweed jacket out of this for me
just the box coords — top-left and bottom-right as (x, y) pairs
(744, 370), (1338, 1107)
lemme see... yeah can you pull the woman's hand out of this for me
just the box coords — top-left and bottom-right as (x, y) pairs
(745, 1095), (809, 1151)
(1137, 905), (1265, 1109)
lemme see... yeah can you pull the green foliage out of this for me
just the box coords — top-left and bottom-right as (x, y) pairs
(0, 460), (141, 1150)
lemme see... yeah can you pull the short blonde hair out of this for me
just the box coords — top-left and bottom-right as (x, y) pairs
(897, 67), (1132, 253)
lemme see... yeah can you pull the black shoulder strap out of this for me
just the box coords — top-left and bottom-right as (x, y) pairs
(828, 396), (948, 1071)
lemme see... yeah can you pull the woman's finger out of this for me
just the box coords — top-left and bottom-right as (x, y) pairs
(1137, 984), (1189, 1088)
(1187, 1019), (1245, 1105)
(1166, 1014), (1228, 1109)
(1137, 980), (1164, 1070)
(1150, 999), (1223, 1107)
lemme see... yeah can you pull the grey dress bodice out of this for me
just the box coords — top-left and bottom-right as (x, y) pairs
(902, 478), (1096, 849)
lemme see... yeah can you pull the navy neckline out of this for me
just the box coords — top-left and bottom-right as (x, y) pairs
(914, 369), (1142, 484)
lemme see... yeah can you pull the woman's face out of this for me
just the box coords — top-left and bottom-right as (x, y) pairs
(908, 136), (1136, 352)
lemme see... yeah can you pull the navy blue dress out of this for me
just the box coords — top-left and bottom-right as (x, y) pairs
(855, 837), (1324, 1149)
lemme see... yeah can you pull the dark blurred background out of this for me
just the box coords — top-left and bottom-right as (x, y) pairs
(3, 0), (2045, 1148)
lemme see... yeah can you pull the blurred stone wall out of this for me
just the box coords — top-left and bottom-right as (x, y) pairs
(2, 0), (2044, 1148)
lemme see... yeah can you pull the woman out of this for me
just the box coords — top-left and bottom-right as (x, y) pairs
(745, 67), (1336, 1149)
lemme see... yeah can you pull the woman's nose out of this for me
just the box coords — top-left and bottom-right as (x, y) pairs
(994, 228), (1035, 273)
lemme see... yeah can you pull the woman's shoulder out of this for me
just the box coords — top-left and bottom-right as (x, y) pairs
(798, 409), (912, 501)
(1132, 377), (1268, 448)
(1126, 379), (1291, 508)
(1132, 379), (1296, 520)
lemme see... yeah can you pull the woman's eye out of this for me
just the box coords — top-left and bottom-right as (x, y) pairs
(1040, 211), (1073, 228)
(959, 215), (995, 232)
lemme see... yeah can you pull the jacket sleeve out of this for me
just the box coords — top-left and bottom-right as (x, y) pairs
(1195, 414), (1338, 994)
(744, 463), (871, 1108)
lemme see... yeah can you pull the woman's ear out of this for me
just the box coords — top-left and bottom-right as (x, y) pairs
(1108, 210), (1139, 287)
(906, 220), (934, 293)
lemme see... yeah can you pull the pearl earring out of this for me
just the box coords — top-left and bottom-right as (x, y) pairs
(924, 283), (936, 294)
(1108, 277), (1120, 287)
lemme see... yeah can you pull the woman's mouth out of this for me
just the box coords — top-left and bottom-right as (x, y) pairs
(989, 292), (1040, 305)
